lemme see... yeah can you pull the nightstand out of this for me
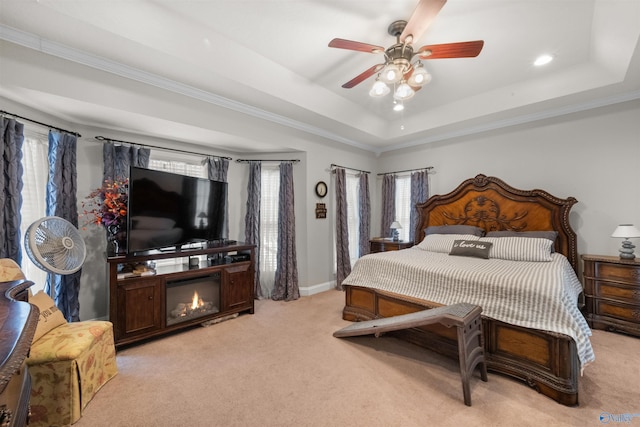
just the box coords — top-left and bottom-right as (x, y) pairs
(369, 238), (414, 253)
(581, 254), (640, 337)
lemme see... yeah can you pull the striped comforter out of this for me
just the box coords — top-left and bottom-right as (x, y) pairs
(342, 247), (595, 367)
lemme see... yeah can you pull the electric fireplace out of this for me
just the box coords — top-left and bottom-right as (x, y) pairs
(166, 273), (221, 326)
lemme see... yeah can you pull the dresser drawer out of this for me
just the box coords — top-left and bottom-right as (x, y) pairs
(594, 262), (640, 285)
(591, 280), (640, 304)
(593, 299), (640, 324)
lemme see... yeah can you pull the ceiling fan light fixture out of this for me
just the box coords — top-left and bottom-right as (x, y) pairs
(407, 62), (432, 87)
(369, 78), (390, 97)
(393, 101), (405, 111)
(394, 81), (415, 101)
(381, 63), (402, 83)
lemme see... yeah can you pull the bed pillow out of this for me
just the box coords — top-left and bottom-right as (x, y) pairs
(449, 240), (493, 259)
(480, 236), (554, 262)
(417, 234), (480, 253)
(485, 230), (558, 241)
(29, 291), (67, 343)
(485, 230), (558, 252)
(425, 225), (485, 237)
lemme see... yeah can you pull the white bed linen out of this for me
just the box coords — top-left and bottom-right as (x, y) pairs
(342, 247), (595, 367)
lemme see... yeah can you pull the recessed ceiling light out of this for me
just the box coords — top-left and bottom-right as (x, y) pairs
(534, 54), (554, 66)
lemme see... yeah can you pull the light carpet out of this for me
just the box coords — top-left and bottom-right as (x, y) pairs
(76, 290), (640, 427)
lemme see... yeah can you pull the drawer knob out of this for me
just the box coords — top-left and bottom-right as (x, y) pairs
(633, 310), (640, 321)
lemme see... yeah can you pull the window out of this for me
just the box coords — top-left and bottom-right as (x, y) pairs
(260, 166), (280, 295)
(148, 158), (205, 178)
(394, 175), (411, 242)
(20, 132), (49, 293)
(345, 173), (360, 263)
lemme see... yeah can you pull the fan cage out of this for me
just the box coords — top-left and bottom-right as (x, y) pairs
(25, 216), (87, 275)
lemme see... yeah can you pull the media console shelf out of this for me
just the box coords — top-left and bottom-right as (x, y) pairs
(107, 242), (255, 347)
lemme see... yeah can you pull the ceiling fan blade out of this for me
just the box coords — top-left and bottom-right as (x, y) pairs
(400, 0), (447, 44)
(329, 38), (385, 54)
(417, 40), (484, 59)
(342, 64), (385, 88)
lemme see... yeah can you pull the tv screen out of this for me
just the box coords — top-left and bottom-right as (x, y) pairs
(127, 166), (227, 254)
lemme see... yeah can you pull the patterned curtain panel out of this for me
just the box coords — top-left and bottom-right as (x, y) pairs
(358, 172), (371, 257)
(0, 117), (24, 263)
(409, 170), (429, 242)
(272, 161), (299, 301)
(102, 142), (150, 182)
(244, 161), (262, 299)
(380, 174), (396, 238)
(205, 157), (230, 239)
(46, 131), (81, 321)
(205, 156), (229, 181)
(335, 167), (351, 289)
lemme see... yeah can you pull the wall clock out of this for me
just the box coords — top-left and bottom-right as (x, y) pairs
(315, 181), (328, 198)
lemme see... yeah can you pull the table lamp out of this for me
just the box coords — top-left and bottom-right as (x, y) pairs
(390, 221), (402, 242)
(611, 224), (640, 259)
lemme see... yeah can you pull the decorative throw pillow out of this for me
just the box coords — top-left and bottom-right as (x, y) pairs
(449, 240), (493, 259)
(425, 225), (485, 237)
(417, 234), (480, 253)
(29, 291), (67, 343)
(480, 236), (554, 262)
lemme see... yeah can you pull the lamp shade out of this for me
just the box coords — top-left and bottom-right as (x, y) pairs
(611, 224), (640, 239)
(407, 62), (432, 87)
(390, 221), (402, 230)
(381, 63), (402, 84)
(394, 82), (415, 101)
(369, 79), (390, 97)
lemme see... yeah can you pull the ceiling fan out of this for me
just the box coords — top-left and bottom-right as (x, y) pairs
(328, 0), (484, 103)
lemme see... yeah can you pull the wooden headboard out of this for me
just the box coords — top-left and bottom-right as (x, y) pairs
(415, 174), (579, 272)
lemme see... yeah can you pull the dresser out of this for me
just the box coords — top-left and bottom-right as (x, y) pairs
(0, 279), (38, 426)
(581, 254), (640, 337)
(369, 238), (414, 253)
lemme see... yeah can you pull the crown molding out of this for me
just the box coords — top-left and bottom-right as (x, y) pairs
(2, 24), (638, 156)
(0, 25), (372, 152)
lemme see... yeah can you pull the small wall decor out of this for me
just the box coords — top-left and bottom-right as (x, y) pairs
(315, 181), (328, 198)
(316, 203), (327, 219)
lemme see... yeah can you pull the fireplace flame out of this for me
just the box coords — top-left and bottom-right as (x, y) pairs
(191, 291), (203, 310)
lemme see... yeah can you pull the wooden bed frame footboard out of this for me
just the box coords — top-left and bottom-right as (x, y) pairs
(342, 174), (583, 406)
(343, 285), (579, 406)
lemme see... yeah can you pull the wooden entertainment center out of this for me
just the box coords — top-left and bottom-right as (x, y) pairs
(108, 242), (255, 347)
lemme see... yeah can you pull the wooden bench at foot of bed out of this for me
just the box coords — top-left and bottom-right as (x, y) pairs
(343, 285), (579, 407)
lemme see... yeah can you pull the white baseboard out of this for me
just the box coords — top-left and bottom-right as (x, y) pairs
(299, 281), (335, 296)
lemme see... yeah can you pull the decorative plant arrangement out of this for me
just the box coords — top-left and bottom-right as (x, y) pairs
(82, 178), (128, 254)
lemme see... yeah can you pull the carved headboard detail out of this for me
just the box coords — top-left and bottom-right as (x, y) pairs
(415, 174), (579, 272)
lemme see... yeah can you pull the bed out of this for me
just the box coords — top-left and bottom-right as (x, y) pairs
(341, 174), (593, 406)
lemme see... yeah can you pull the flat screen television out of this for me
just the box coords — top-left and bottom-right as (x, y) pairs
(126, 166), (227, 254)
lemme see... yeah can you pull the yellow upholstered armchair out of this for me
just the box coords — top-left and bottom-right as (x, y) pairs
(0, 259), (118, 426)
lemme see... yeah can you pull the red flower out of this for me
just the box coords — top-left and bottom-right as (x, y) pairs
(81, 179), (129, 230)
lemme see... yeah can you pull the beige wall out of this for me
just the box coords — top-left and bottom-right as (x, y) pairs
(4, 96), (639, 321)
(377, 99), (640, 261)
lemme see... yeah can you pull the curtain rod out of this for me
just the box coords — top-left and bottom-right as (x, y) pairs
(236, 159), (300, 163)
(1, 110), (81, 137)
(95, 136), (232, 160)
(377, 166), (433, 176)
(330, 163), (370, 174)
